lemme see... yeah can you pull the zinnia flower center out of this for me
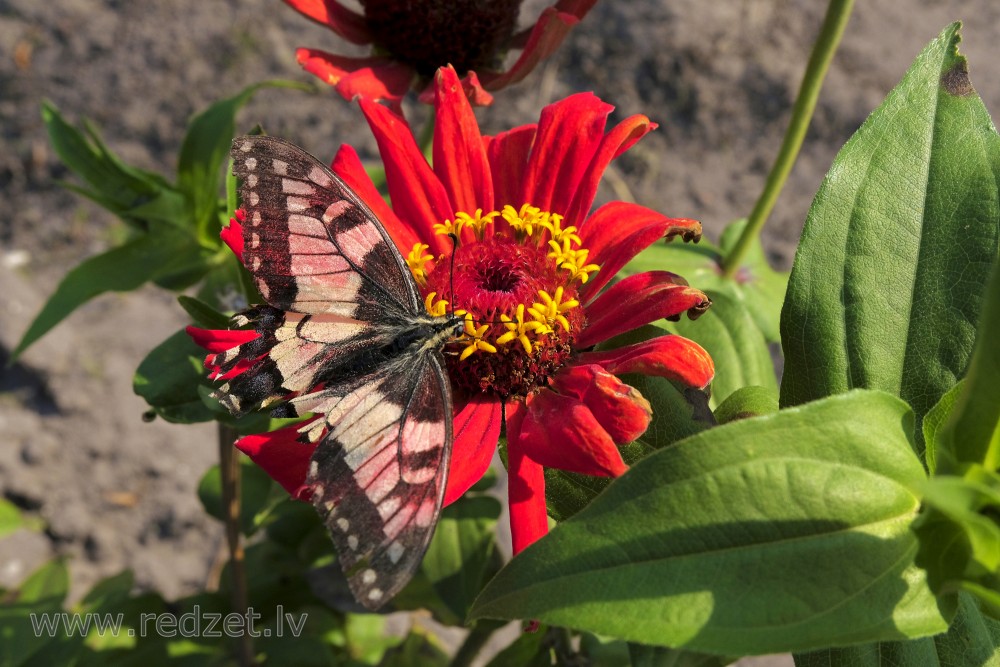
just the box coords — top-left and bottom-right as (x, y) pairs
(412, 205), (597, 399)
(360, 0), (522, 78)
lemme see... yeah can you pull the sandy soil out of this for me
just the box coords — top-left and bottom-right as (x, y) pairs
(2, 0), (999, 661)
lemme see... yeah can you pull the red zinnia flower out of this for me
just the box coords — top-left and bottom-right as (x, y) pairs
(189, 66), (713, 556)
(286, 0), (597, 107)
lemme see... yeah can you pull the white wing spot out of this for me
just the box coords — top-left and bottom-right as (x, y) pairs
(245, 157), (257, 170)
(309, 460), (319, 477)
(250, 233), (260, 248)
(251, 256), (261, 271)
(272, 159), (288, 175)
(247, 174), (258, 187)
(312, 483), (325, 496)
(249, 191), (259, 206)
(362, 569), (377, 585)
(336, 517), (349, 531)
(238, 140), (251, 152)
(368, 588), (383, 602)
(388, 541), (405, 564)
(347, 535), (358, 550)
(251, 211), (262, 226)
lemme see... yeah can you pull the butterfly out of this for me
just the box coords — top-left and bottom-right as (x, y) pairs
(211, 135), (464, 609)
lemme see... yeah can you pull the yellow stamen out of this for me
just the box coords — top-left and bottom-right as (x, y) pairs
(433, 217), (461, 237)
(529, 286), (579, 332)
(424, 292), (450, 317)
(407, 243), (433, 287)
(559, 247), (601, 284)
(453, 209), (499, 240)
(542, 213), (582, 246)
(502, 203), (547, 238)
(458, 312), (497, 360)
(496, 304), (549, 353)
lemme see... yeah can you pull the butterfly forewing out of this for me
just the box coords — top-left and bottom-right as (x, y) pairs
(231, 136), (420, 319)
(215, 136), (458, 609)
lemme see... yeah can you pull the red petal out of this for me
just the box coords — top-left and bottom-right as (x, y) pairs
(480, 5), (588, 91)
(577, 336), (715, 390)
(221, 211), (245, 263)
(505, 400), (549, 555)
(551, 364), (651, 443)
(520, 93), (612, 216)
(432, 66), (494, 217)
(186, 326), (257, 353)
(296, 49), (414, 105)
(519, 389), (627, 477)
(331, 144), (422, 251)
(487, 124), (537, 218)
(578, 271), (711, 348)
(417, 70), (495, 107)
(563, 114), (657, 228)
(443, 396), (503, 506)
(235, 422), (318, 501)
(579, 202), (703, 301)
(282, 0), (371, 44)
(359, 96), (455, 254)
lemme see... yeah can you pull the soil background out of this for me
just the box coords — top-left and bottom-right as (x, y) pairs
(2, 1), (999, 664)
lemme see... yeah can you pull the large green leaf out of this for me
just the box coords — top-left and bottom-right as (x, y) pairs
(177, 80), (310, 240)
(133, 329), (216, 424)
(779, 23), (1000, 459)
(12, 229), (208, 359)
(471, 391), (948, 655)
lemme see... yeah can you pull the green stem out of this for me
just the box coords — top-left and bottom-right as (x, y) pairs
(219, 423), (255, 666)
(720, 0), (855, 278)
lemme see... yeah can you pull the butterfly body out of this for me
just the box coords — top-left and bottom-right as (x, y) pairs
(212, 136), (462, 608)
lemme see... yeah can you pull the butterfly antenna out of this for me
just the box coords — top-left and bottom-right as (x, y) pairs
(447, 233), (459, 315)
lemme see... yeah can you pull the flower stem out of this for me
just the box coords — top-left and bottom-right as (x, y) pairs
(720, 0), (855, 279)
(219, 422), (254, 666)
(449, 620), (505, 667)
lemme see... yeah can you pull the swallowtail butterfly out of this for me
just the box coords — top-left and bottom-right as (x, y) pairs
(215, 135), (464, 609)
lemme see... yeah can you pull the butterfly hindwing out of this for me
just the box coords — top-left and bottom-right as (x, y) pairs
(304, 352), (452, 608)
(231, 136), (420, 320)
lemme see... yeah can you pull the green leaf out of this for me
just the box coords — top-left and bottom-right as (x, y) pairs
(628, 643), (731, 667)
(625, 218), (789, 343)
(17, 560), (69, 606)
(42, 101), (184, 230)
(779, 23), (1000, 459)
(658, 288), (778, 408)
(79, 570), (134, 613)
(713, 385), (779, 424)
(379, 629), (449, 667)
(0, 498), (24, 538)
(544, 440), (654, 522)
(483, 628), (550, 667)
(177, 80), (311, 240)
(420, 495), (501, 620)
(177, 295), (231, 330)
(133, 329), (216, 424)
(923, 381), (965, 475)
(794, 593), (1000, 667)
(196, 459), (275, 536)
(12, 228), (207, 360)
(471, 391), (947, 655)
(938, 259), (1000, 471)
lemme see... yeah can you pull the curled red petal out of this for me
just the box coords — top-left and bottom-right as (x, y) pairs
(520, 93), (613, 216)
(417, 70), (494, 107)
(186, 325), (257, 353)
(235, 421), (319, 501)
(331, 144), (422, 251)
(487, 124), (537, 221)
(432, 66), (494, 216)
(505, 399), (549, 555)
(359, 95), (455, 254)
(563, 114), (657, 228)
(519, 389), (627, 478)
(221, 210), (245, 263)
(480, 6), (587, 91)
(578, 271), (711, 348)
(551, 364), (651, 443)
(579, 202), (702, 301)
(577, 335), (715, 390)
(443, 396), (503, 506)
(282, 0), (372, 44)
(296, 49), (414, 106)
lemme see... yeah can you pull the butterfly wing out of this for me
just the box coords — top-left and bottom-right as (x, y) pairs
(300, 352), (452, 608)
(217, 136), (455, 609)
(231, 135), (421, 319)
